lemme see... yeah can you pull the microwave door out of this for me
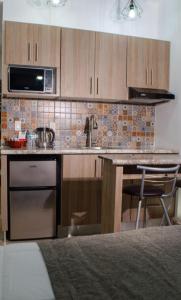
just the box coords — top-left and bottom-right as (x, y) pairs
(9, 67), (44, 93)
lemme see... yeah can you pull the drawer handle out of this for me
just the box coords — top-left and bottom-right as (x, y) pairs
(28, 43), (31, 61)
(35, 43), (38, 62)
(90, 77), (93, 95)
(96, 77), (99, 95)
(29, 165), (37, 168)
(151, 68), (153, 86)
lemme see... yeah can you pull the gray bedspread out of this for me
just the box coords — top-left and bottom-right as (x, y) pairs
(38, 226), (181, 300)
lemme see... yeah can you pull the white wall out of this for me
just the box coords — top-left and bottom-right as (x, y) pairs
(3, 0), (181, 150)
(155, 1), (181, 151)
(2, 0), (174, 40)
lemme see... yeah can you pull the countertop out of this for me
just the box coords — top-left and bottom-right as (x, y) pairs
(98, 153), (181, 165)
(0, 146), (179, 155)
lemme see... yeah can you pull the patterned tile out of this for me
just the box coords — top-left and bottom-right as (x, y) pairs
(1, 99), (155, 149)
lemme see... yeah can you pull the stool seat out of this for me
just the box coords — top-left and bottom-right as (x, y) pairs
(123, 184), (164, 197)
(176, 180), (181, 188)
(123, 164), (180, 230)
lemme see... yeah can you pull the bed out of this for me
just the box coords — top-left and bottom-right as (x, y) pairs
(1, 225), (181, 300)
(0, 243), (55, 300)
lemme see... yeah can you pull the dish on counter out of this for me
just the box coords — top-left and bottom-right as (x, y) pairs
(6, 139), (27, 148)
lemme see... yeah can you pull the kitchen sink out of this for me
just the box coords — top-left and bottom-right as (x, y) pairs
(78, 146), (123, 150)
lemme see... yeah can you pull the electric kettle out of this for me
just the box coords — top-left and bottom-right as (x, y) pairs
(34, 127), (55, 148)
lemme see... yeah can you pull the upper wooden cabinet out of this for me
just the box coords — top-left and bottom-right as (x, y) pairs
(61, 28), (95, 98)
(5, 22), (34, 65)
(127, 37), (170, 90)
(61, 29), (128, 100)
(4, 21), (171, 100)
(5, 21), (60, 67)
(149, 39), (170, 90)
(95, 33), (127, 100)
(32, 24), (60, 67)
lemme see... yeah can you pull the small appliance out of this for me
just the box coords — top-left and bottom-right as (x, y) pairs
(8, 65), (55, 94)
(34, 127), (55, 148)
(129, 87), (175, 104)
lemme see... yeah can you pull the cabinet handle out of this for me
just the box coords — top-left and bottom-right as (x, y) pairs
(35, 43), (38, 62)
(95, 159), (97, 178)
(90, 77), (93, 95)
(151, 69), (153, 86)
(96, 77), (99, 95)
(146, 68), (149, 85)
(28, 43), (31, 61)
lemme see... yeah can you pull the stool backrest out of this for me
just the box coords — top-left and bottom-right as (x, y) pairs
(137, 165), (180, 199)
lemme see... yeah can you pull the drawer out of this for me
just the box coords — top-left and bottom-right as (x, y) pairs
(9, 160), (57, 187)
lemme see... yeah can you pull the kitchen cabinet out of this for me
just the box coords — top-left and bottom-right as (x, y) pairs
(149, 39), (170, 90)
(32, 24), (60, 67)
(61, 155), (102, 226)
(127, 37), (170, 90)
(61, 28), (95, 98)
(5, 22), (34, 66)
(3, 21), (171, 101)
(3, 21), (60, 98)
(61, 29), (128, 101)
(95, 32), (127, 100)
(5, 21), (60, 67)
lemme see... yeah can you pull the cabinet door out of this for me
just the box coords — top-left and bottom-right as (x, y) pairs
(127, 37), (150, 88)
(33, 24), (60, 67)
(62, 155), (102, 226)
(95, 33), (128, 100)
(5, 21), (34, 65)
(61, 28), (95, 98)
(149, 40), (170, 90)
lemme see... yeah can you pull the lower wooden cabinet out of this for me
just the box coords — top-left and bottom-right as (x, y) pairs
(61, 155), (102, 226)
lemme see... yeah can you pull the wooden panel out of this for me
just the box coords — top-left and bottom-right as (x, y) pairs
(61, 28), (95, 98)
(62, 155), (102, 226)
(33, 24), (61, 67)
(62, 179), (101, 226)
(150, 39), (170, 90)
(63, 155), (101, 179)
(101, 160), (123, 234)
(1, 155), (8, 232)
(127, 36), (149, 88)
(95, 32), (128, 100)
(5, 21), (34, 65)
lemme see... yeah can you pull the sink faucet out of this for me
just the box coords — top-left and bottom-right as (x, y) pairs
(84, 115), (98, 148)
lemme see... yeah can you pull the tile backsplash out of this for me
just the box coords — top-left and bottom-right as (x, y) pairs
(1, 99), (155, 149)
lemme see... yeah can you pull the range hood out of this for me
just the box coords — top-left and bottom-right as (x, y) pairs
(129, 87), (175, 105)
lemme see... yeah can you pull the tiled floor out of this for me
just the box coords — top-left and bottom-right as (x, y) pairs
(0, 219), (172, 243)
(58, 218), (164, 238)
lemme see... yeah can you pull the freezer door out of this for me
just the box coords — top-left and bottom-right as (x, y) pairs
(9, 190), (56, 240)
(9, 160), (57, 187)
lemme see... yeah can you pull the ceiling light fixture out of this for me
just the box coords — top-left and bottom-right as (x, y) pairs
(121, 0), (143, 20)
(47, 0), (67, 7)
(30, 0), (68, 7)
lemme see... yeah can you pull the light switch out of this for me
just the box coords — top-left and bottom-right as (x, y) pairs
(15, 120), (21, 131)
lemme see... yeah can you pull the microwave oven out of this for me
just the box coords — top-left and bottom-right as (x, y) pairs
(8, 66), (55, 94)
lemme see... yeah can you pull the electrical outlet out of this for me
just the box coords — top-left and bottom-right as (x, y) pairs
(50, 122), (56, 131)
(15, 120), (21, 131)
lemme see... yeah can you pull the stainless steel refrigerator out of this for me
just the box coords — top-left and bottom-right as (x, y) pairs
(8, 156), (59, 240)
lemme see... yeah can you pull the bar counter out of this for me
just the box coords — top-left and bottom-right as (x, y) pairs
(99, 153), (181, 234)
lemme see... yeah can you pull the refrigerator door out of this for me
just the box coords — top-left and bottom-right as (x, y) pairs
(9, 160), (57, 187)
(9, 190), (56, 240)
